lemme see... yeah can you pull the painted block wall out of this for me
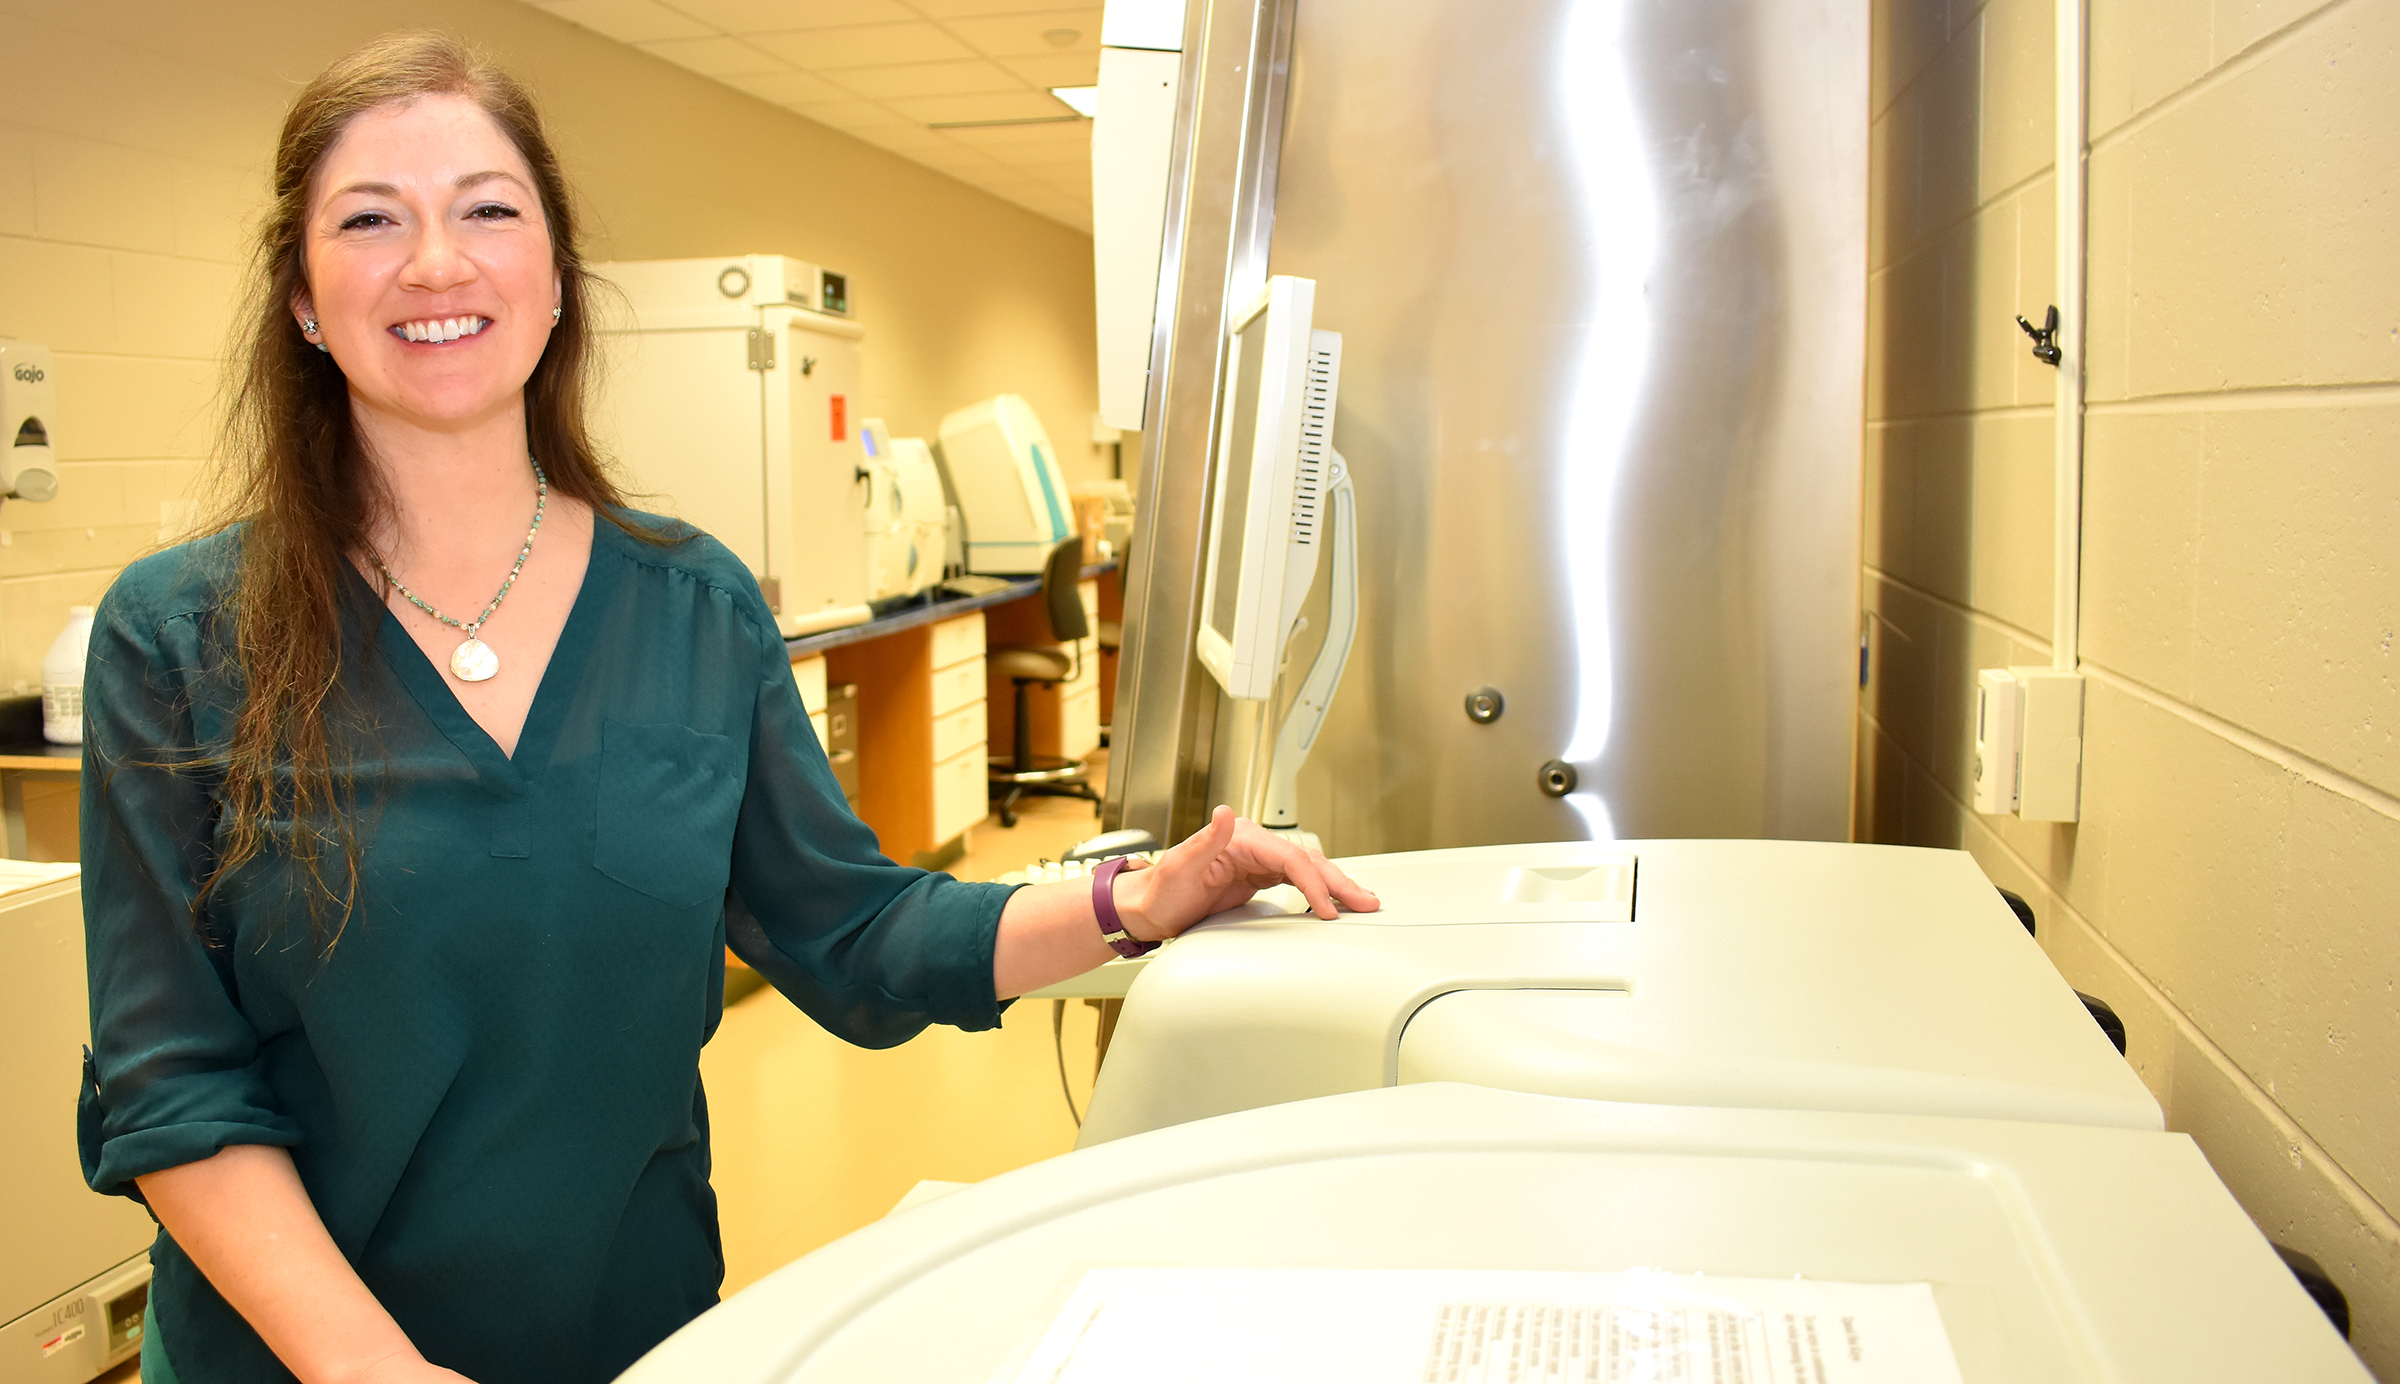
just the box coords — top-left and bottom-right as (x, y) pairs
(1860, 0), (2399, 1374)
(0, 0), (1108, 694)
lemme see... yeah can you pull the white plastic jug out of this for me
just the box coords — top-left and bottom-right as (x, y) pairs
(41, 605), (94, 745)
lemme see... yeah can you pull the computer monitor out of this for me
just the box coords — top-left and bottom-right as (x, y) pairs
(1197, 276), (1343, 701)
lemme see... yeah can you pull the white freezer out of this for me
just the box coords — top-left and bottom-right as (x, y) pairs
(1077, 839), (2161, 1144)
(614, 1084), (2367, 1383)
(592, 255), (868, 636)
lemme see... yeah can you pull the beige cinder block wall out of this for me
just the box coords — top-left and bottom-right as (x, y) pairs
(0, 1), (1105, 694)
(1860, 0), (2400, 1373)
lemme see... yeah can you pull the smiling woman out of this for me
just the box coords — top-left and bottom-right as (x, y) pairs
(74, 30), (1373, 1384)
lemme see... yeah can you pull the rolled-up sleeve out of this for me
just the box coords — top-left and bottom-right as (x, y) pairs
(80, 588), (300, 1200)
(722, 596), (1016, 1048)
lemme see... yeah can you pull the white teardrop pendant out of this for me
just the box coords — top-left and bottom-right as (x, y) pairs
(450, 637), (500, 683)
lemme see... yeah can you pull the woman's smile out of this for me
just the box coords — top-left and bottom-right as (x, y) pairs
(392, 314), (491, 344)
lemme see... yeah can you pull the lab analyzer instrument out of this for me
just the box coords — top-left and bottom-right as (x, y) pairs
(857, 419), (948, 603)
(936, 395), (1075, 576)
(612, 1084), (2368, 1384)
(1076, 838), (2161, 1145)
(589, 256), (869, 637)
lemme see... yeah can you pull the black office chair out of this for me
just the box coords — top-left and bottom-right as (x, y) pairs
(988, 539), (1103, 827)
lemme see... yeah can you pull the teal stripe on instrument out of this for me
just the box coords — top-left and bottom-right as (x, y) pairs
(1030, 443), (1069, 539)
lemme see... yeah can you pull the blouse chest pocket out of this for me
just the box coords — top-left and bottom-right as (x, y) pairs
(595, 720), (744, 908)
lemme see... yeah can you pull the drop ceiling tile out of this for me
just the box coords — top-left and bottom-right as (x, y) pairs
(718, 68), (856, 105)
(534, 0), (714, 43)
(636, 35), (790, 76)
(829, 59), (1027, 98)
(748, 21), (975, 69)
(940, 9), (1103, 57)
(788, 97), (920, 130)
(994, 52), (1102, 88)
(884, 90), (1079, 124)
(851, 125), (960, 154)
(909, 0), (1090, 17)
(672, 0), (916, 30)
(936, 118), (1089, 151)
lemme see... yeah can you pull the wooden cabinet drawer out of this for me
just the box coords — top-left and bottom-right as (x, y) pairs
(930, 614), (985, 670)
(792, 655), (828, 714)
(932, 699), (986, 763)
(931, 743), (988, 843)
(932, 658), (984, 717)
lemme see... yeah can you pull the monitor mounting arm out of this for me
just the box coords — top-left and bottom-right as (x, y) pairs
(1261, 451), (1356, 832)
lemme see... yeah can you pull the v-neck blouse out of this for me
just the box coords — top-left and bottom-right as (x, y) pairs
(78, 517), (1014, 1384)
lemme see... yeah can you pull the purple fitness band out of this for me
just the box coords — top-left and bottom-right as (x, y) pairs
(1093, 856), (1159, 958)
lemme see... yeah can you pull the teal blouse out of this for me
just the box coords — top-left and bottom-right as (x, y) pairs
(79, 516), (1014, 1384)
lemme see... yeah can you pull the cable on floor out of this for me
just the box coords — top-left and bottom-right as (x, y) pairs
(1051, 998), (1083, 1127)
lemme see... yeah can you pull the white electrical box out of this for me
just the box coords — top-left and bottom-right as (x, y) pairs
(2012, 666), (2085, 822)
(0, 340), (62, 505)
(1971, 667), (2084, 822)
(1972, 668), (2022, 814)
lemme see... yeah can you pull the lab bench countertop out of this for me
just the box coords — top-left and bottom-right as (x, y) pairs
(784, 562), (1117, 659)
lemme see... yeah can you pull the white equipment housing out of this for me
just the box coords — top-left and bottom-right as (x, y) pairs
(936, 395), (1076, 575)
(0, 339), (61, 505)
(1196, 276), (1340, 701)
(591, 255), (868, 637)
(858, 419), (948, 601)
(1076, 839), (2162, 1145)
(2, 872), (154, 1383)
(616, 1083), (2369, 1384)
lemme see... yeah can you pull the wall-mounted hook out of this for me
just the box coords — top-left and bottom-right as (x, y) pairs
(2016, 305), (2062, 367)
(799, 356), (818, 377)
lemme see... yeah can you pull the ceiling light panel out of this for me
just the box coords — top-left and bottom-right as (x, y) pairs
(533, 0), (712, 43)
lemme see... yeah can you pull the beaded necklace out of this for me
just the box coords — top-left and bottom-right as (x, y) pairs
(375, 459), (547, 683)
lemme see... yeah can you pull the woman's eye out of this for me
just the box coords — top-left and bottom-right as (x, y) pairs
(468, 203), (521, 221)
(338, 211), (394, 231)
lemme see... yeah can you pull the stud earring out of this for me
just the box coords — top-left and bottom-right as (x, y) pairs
(301, 317), (330, 354)
(552, 306), (563, 323)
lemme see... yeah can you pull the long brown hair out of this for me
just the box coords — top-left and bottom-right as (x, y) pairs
(205, 32), (646, 946)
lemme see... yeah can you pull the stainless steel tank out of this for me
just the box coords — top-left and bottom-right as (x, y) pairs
(1111, 0), (1866, 852)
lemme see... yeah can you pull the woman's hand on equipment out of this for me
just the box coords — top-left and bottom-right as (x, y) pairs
(1118, 805), (1379, 941)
